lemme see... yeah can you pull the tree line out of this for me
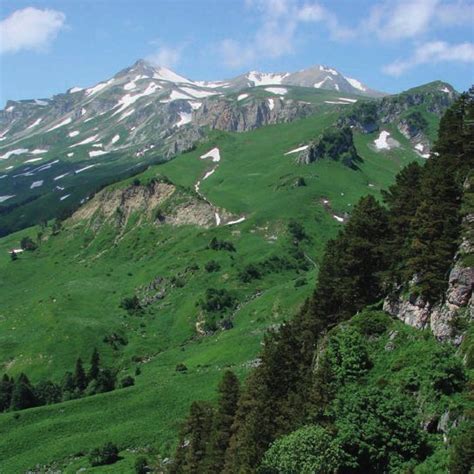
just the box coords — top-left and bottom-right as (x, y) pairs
(168, 90), (473, 472)
(0, 348), (134, 412)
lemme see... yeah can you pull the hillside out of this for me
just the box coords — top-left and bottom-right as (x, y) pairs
(0, 82), (442, 472)
(0, 59), (455, 236)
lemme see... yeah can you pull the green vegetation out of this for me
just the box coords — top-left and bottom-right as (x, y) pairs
(0, 86), (465, 472)
(173, 94), (473, 473)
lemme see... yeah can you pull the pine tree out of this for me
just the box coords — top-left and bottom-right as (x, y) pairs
(170, 401), (214, 473)
(0, 374), (13, 411)
(73, 358), (87, 392)
(10, 373), (36, 410)
(88, 348), (100, 381)
(206, 371), (240, 472)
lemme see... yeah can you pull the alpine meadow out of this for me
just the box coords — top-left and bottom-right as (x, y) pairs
(0, 1), (473, 473)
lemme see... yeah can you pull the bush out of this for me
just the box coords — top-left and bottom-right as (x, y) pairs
(288, 220), (307, 242)
(260, 425), (347, 473)
(120, 376), (135, 388)
(208, 237), (235, 252)
(20, 236), (37, 251)
(89, 442), (119, 466)
(135, 456), (149, 473)
(199, 288), (237, 313)
(205, 260), (221, 273)
(176, 363), (188, 372)
(120, 296), (142, 313)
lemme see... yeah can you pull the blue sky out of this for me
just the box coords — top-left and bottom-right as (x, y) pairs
(1, 0), (473, 105)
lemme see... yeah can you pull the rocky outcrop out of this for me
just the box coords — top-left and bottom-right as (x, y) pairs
(384, 178), (474, 343)
(296, 126), (360, 169)
(71, 178), (221, 230)
(192, 97), (314, 132)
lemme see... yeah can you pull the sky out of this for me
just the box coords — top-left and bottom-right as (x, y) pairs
(0, 0), (473, 106)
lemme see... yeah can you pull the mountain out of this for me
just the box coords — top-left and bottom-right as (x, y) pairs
(0, 59), (456, 236)
(0, 74), (468, 471)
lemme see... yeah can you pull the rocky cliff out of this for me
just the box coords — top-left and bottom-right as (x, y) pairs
(384, 176), (473, 344)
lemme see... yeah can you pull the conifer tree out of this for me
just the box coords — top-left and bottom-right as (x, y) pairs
(73, 358), (87, 392)
(206, 371), (240, 472)
(0, 374), (13, 412)
(88, 348), (100, 381)
(170, 401), (214, 473)
(10, 373), (36, 410)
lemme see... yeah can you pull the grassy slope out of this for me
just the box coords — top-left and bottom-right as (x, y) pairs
(0, 111), (423, 472)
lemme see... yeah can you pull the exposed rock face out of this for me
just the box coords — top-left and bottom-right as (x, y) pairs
(192, 97), (314, 132)
(71, 179), (221, 230)
(384, 208), (473, 343)
(296, 126), (360, 168)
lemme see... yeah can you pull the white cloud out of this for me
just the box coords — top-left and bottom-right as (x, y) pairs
(0, 7), (66, 54)
(218, 0), (352, 69)
(365, 0), (473, 41)
(383, 41), (474, 75)
(146, 45), (183, 69)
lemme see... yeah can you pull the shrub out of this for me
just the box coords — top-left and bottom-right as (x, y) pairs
(20, 236), (37, 251)
(120, 296), (142, 313)
(208, 237), (235, 252)
(135, 456), (149, 473)
(120, 376), (135, 388)
(205, 260), (221, 272)
(89, 442), (119, 466)
(176, 363), (188, 372)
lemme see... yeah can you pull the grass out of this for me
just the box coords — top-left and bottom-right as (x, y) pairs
(0, 108), (426, 472)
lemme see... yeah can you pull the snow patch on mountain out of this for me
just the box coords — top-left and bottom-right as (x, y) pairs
(0, 195), (15, 203)
(70, 135), (98, 148)
(26, 118), (42, 129)
(30, 180), (43, 189)
(176, 112), (192, 127)
(238, 94), (249, 101)
(374, 131), (391, 150)
(69, 130), (80, 137)
(247, 71), (289, 86)
(153, 66), (193, 84)
(285, 145), (308, 155)
(75, 165), (95, 174)
(265, 87), (287, 95)
(69, 87), (83, 93)
(345, 77), (367, 92)
(47, 117), (72, 132)
(200, 147), (221, 162)
(0, 148), (29, 160)
(86, 79), (114, 97)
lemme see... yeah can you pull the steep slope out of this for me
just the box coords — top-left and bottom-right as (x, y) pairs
(0, 103), (427, 472)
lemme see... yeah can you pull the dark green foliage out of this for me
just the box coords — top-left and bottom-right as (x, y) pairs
(10, 374), (36, 411)
(381, 161), (423, 282)
(199, 288), (237, 313)
(88, 347), (100, 381)
(0, 374), (13, 411)
(306, 194), (390, 327)
(311, 126), (361, 168)
(403, 93), (473, 301)
(239, 263), (262, 282)
(120, 376), (135, 388)
(175, 363), (188, 372)
(73, 358), (87, 392)
(208, 237), (236, 252)
(288, 220), (307, 242)
(120, 295), (142, 313)
(135, 456), (149, 473)
(346, 101), (379, 133)
(333, 387), (428, 472)
(206, 371), (240, 472)
(89, 442), (119, 466)
(403, 110), (429, 135)
(259, 425), (348, 474)
(349, 311), (392, 337)
(92, 368), (116, 393)
(170, 401), (215, 473)
(449, 420), (474, 474)
(204, 260), (221, 273)
(34, 380), (62, 405)
(10, 251), (18, 261)
(20, 236), (37, 251)
(62, 371), (75, 394)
